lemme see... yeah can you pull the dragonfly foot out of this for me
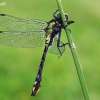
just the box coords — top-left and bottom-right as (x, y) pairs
(64, 20), (74, 28)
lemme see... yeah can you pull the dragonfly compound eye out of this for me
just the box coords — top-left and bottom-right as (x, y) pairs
(64, 13), (69, 20)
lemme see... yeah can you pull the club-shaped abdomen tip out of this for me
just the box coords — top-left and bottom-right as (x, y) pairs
(31, 91), (36, 96)
(0, 14), (5, 16)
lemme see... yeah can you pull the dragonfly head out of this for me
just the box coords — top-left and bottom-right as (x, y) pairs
(57, 12), (74, 25)
(57, 12), (68, 20)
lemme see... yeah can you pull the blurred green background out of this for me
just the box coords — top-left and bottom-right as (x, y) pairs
(0, 0), (100, 100)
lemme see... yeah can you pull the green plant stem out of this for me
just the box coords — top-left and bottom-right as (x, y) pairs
(56, 0), (90, 100)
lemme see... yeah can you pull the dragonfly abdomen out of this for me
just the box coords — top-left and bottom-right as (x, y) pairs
(31, 44), (49, 96)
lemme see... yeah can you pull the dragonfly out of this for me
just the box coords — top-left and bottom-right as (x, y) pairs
(0, 9), (74, 96)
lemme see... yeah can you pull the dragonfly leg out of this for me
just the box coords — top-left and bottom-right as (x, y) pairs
(57, 43), (69, 58)
(67, 20), (74, 25)
(53, 9), (59, 18)
(57, 47), (62, 58)
(59, 42), (69, 47)
(64, 20), (74, 28)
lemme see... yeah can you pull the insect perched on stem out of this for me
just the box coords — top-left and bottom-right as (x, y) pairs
(0, 9), (74, 96)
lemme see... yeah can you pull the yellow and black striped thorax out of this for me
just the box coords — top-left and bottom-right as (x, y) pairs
(45, 22), (55, 46)
(45, 20), (62, 46)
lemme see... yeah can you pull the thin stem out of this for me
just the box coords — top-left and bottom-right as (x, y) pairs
(56, 0), (90, 100)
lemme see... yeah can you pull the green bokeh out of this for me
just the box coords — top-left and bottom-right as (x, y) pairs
(0, 0), (100, 100)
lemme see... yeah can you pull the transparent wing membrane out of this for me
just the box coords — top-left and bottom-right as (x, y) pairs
(48, 37), (65, 55)
(0, 14), (65, 55)
(0, 14), (47, 31)
(0, 31), (45, 48)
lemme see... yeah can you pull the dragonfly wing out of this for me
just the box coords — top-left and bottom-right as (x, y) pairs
(48, 36), (65, 55)
(0, 30), (45, 48)
(0, 14), (47, 31)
